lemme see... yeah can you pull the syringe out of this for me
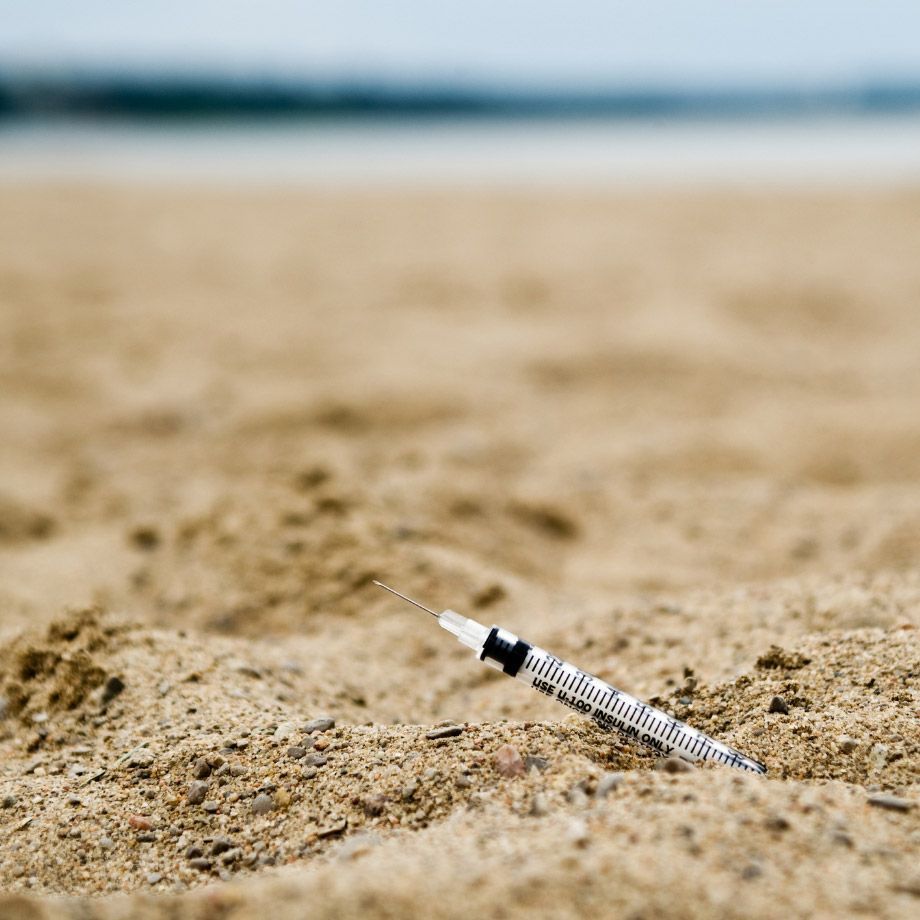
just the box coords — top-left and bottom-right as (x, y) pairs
(375, 582), (766, 775)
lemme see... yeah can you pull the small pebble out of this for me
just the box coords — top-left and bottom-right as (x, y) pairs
(98, 837), (114, 850)
(192, 757), (211, 779)
(211, 837), (234, 855)
(146, 872), (162, 886)
(128, 815), (153, 830)
(189, 858), (212, 872)
(313, 736), (331, 751)
(186, 845), (204, 859)
(426, 725), (463, 740)
(202, 801), (219, 813)
(494, 744), (525, 778)
(316, 818), (347, 838)
(524, 755), (550, 772)
(273, 722), (296, 742)
(187, 781), (209, 805)
(838, 736), (858, 754)
(303, 718), (335, 734)
(302, 767), (318, 780)
(362, 794), (387, 816)
(287, 746), (307, 760)
(2, 794), (17, 809)
(302, 754), (328, 767)
(769, 696), (790, 715)
(867, 794), (914, 813)
(252, 793), (274, 815)
(128, 749), (156, 768)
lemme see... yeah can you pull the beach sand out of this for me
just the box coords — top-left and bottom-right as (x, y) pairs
(0, 185), (917, 918)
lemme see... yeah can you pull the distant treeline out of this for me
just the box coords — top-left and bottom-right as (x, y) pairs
(2, 74), (920, 121)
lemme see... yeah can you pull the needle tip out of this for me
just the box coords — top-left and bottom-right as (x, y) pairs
(372, 580), (439, 617)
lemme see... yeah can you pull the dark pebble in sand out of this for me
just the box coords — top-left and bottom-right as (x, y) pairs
(211, 837), (234, 855)
(130, 525), (160, 550)
(287, 746), (307, 760)
(192, 758), (211, 779)
(189, 858), (212, 872)
(764, 813), (791, 831)
(252, 793), (274, 815)
(303, 718), (335, 734)
(302, 754), (328, 767)
(100, 676), (126, 706)
(202, 801), (219, 813)
(769, 696), (790, 714)
(867, 794), (914, 813)
(362, 794), (387, 816)
(185, 845), (204, 860)
(1, 794), (16, 809)
(187, 781), (209, 805)
(426, 725), (463, 740)
(524, 756), (550, 772)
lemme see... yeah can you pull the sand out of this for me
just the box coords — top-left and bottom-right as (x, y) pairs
(0, 185), (917, 919)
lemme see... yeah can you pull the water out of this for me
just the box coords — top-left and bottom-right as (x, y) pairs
(2, 115), (919, 185)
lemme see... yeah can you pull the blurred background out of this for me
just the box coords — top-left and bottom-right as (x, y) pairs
(2, 0), (920, 182)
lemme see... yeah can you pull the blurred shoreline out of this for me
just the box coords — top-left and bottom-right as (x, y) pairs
(3, 73), (920, 120)
(2, 113), (920, 184)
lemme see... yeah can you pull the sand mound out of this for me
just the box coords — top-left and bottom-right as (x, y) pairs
(1, 610), (916, 917)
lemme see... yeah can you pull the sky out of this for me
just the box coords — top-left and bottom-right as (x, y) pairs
(1, 1), (919, 87)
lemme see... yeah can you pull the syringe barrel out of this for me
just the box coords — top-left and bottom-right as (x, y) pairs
(436, 609), (765, 774)
(512, 643), (766, 774)
(466, 618), (765, 774)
